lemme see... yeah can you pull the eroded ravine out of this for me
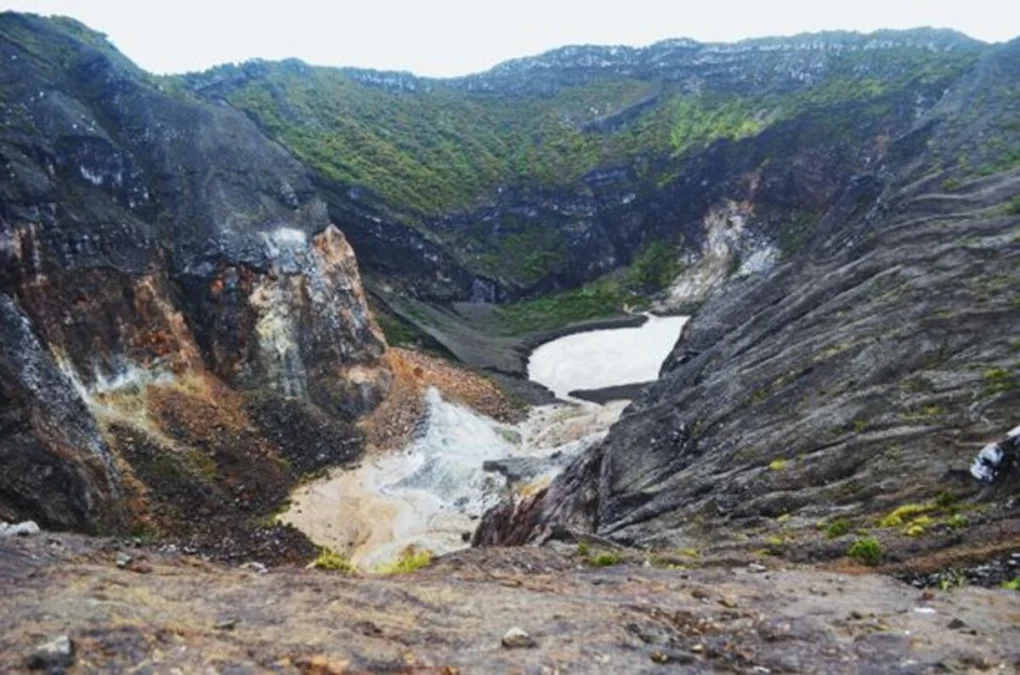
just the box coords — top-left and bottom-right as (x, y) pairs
(282, 317), (687, 568)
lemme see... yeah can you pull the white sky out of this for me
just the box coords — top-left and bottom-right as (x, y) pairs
(2, 1), (1018, 77)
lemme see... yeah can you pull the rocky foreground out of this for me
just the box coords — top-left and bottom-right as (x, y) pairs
(2, 531), (1018, 674)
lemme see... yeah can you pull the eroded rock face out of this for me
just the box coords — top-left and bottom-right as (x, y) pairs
(0, 14), (386, 535)
(476, 40), (1020, 549)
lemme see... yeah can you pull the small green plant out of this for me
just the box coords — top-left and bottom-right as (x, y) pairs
(825, 518), (852, 539)
(946, 513), (969, 530)
(374, 546), (433, 574)
(939, 571), (966, 591)
(1002, 577), (1020, 591)
(941, 177), (960, 191)
(589, 551), (623, 567)
(768, 459), (788, 471)
(847, 537), (884, 566)
(935, 490), (956, 509)
(983, 368), (1016, 395)
(576, 540), (591, 558)
(904, 515), (935, 537)
(310, 547), (355, 573)
(879, 502), (935, 528)
(776, 513), (792, 524)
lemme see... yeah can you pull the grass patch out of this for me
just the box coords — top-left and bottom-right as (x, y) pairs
(904, 515), (935, 537)
(879, 502), (936, 528)
(946, 513), (969, 530)
(1002, 578), (1020, 591)
(496, 276), (638, 334)
(374, 546), (433, 574)
(825, 518), (852, 539)
(589, 551), (623, 568)
(768, 459), (788, 471)
(847, 537), (884, 566)
(309, 547), (355, 573)
(983, 368), (1016, 395)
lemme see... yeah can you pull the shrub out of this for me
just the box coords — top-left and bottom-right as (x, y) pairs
(1008, 195), (1020, 215)
(768, 459), (788, 471)
(310, 547), (355, 573)
(1002, 578), (1020, 591)
(589, 551), (622, 567)
(904, 515), (935, 537)
(983, 368), (1015, 395)
(825, 518), (851, 539)
(375, 546), (433, 574)
(946, 513), (969, 530)
(879, 503), (935, 528)
(848, 537), (884, 566)
(576, 540), (590, 558)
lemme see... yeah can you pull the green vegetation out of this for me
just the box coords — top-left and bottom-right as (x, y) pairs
(768, 459), (788, 471)
(825, 518), (852, 539)
(374, 546), (433, 574)
(1002, 578), (1020, 591)
(576, 540), (591, 558)
(847, 537), (884, 566)
(983, 368), (1016, 395)
(178, 42), (978, 221)
(904, 515), (935, 537)
(1008, 196), (1020, 215)
(879, 502), (936, 528)
(490, 238), (686, 333)
(375, 311), (423, 348)
(589, 551), (623, 568)
(625, 240), (684, 293)
(310, 547), (356, 573)
(946, 513), (969, 530)
(935, 490), (956, 509)
(496, 276), (636, 334)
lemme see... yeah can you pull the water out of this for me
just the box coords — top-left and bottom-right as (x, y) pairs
(527, 314), (689, 400)
(282, 314), (687, 568)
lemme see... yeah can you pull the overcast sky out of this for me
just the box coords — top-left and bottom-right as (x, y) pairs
(3, 1), (1018, 76)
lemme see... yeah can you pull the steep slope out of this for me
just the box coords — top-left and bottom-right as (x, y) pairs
(476, 39), (1020, 562)
(182, 30), (985, 303)
(0, 14), (387, 552)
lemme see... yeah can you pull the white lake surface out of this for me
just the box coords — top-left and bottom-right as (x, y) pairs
(527, 314), (689, 400)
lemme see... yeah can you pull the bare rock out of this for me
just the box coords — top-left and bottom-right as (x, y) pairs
(25, 634), (73, 671)
(0, 521), (40, 537)
(501, 627), (537, 649)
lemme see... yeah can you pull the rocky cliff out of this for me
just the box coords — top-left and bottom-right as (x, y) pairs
(476, 39), (1020, 562)
(0, 14), (387, 552)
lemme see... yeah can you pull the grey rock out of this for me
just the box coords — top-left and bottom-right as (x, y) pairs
(0, 521), (40, 537)
(501, 626), (537, 648)
(241, 562), (269, 574)
(25, 634), (74, 671)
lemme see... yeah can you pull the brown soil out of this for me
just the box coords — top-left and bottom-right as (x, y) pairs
(357, 348), (523, 454)
(1, 534), (1017, 673)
